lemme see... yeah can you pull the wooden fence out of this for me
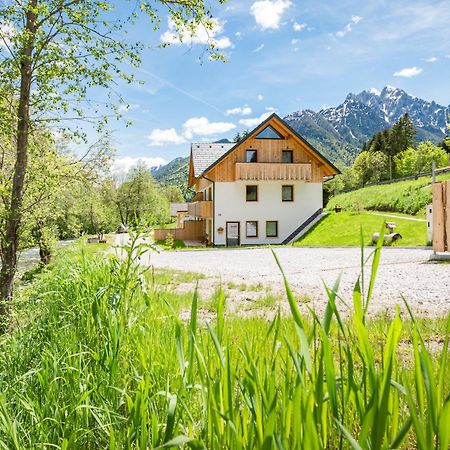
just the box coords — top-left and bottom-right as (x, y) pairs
(432, 180), (450, 252)
(154, 220), (205, 242)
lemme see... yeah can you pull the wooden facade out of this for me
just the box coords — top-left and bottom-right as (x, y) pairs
(432, 180), (450, 252)
(190, 115), (337, 190)
(235, 162), (311, 181)
(187, 200), (212, 219)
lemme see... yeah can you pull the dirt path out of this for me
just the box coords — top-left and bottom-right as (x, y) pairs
(141, 245), (450, 317)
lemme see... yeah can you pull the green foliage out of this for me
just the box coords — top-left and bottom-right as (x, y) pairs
(394, 142), (449, 177)
(327, 173), (450, 215)
(353, 151), (389, 184)
(295, 212), (427, 246)
(0, 236), (448, 448)
(117, 163), (169, 227)
(164, 233), (175, 249)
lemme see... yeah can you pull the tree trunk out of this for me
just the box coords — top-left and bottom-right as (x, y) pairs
(0, 0), (37, 322)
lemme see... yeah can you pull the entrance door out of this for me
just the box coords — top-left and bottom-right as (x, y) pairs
(226, 222), (240, 246)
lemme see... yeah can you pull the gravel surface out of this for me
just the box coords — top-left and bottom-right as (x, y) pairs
(143, 246), (450, 317)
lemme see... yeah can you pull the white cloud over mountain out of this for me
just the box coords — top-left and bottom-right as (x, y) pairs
(393, 66), (423, 77)
(183, 117), (236, 139)
(146, 128), (186, 146)
(225, 106), (252, 116)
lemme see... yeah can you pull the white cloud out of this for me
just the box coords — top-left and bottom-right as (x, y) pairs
(239, 111), (272, 128)
(183, 117), (236, 139)
(160, 17), (232, 49)
(146, 128), (186, 146)
(235, 31), (243, 39)
(335, 16), (363, 38)
(252, 43), (265, 53)
(393, 66), (423, 78)
(291, 38), (299, 45)
(225, 105), (252, 116)
(257, 94), (264, 101)
(250, 0), (292, 30)
(119, 103), (140, 113)
(112, 156), (167, 174)
(425, 56), (437, 62)
(293, 21), (306, 31)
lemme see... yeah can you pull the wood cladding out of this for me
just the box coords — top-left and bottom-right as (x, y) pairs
(154, 220), (205, 242)
(433, 180), (450, 252)
(187, 200), (212, 219)
(206, 118), (334, 183)
(235, 162), (311, 181)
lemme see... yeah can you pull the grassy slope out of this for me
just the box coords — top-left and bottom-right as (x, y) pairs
(327, 173), (450, 215)
(0, 237), (448, 448)
(295, 211), (427, 246)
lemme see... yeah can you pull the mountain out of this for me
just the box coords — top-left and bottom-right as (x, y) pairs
(284, 86), (450, 164)
(152, 87), (449, 193)
(151, 156), (191, 199)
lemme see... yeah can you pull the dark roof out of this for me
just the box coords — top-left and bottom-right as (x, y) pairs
(198, 113), (340, 177)
(191, 142), (234, 177)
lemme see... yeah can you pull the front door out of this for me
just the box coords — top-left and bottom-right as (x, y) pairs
(226, 222), (240, 246)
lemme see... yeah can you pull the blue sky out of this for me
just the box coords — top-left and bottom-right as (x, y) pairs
(105, 0), (450, 172)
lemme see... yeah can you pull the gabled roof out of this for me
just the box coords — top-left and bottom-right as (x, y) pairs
(189, 113), (340, 186)
(191, 142), (234, 177)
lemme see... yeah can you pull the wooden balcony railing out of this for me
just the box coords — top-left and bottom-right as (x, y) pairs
(187, 200), (212, 219)
(235, 162), (312, 181)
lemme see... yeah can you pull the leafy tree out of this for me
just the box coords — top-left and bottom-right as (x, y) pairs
(394, 142), (449, 177)
(163, 185), (184, 203)
(353, 151), (388, 185)
(233, 132), (242, 143)
(0, 0), (226, 308)
(116, 164), (169, 227)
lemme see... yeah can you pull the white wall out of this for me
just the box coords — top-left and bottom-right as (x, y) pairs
(213, 181), (322, 245)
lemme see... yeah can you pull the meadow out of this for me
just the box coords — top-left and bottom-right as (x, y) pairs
(327, 173), (450, 216)
(0, 233), (448, 449)
(295, 211), (427, 247)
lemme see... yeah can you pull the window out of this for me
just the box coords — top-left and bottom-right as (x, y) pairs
(246, 149), (257, 163)
(282, 185), (294, 202)
(246, 185), (258, 201)
(282, 150), (293, 163)
(255, 125), (284, 139)
(266, 221), (278, 238)
(246, 221), (258, 238)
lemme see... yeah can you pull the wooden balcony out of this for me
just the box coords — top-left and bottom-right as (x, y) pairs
(235, 162), (312, 181)
(187, 200), (212, 219)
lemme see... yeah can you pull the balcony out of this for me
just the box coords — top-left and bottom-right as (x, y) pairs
(235, 162), (312, 181)
(187, 200), (212, 219)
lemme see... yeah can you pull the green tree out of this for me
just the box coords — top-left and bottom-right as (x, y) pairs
(163, 185), (184, 203)
(394, 142), (449, 177)
(353, 151), (389, 185)
(0, 0), (225, 308)
(117, 164), (169, 227)
(389, 113), (417, 157)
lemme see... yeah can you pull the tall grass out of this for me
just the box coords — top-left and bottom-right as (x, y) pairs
(0, 232), (448, 449)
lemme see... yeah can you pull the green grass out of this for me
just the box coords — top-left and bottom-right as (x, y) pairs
(0, 232), (448, 449)
(295, 211), (428, 246)
(156, 239), (187, 250)
(327, 172), (450, 215)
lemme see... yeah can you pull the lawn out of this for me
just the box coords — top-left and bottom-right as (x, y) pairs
(0, 233), (448, 449)
(327, 172), (450, 216)
(295, 211), (428, 246)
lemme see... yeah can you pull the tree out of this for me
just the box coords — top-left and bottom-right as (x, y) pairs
(353, 151), (389, 185)
(394, 142), (449, 177)
(163, 185), (184, 203)
(0, 1), (225, 311)
(389, 113), (417, 157)
(116, 164), (169, 227)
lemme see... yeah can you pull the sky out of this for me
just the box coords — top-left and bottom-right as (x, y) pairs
(90, 0), (450, 171)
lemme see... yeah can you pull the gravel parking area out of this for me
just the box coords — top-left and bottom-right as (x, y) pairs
(143, 246), (450, 317)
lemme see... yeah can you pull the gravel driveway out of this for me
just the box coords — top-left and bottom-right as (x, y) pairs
(143, 246), (450, 317)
